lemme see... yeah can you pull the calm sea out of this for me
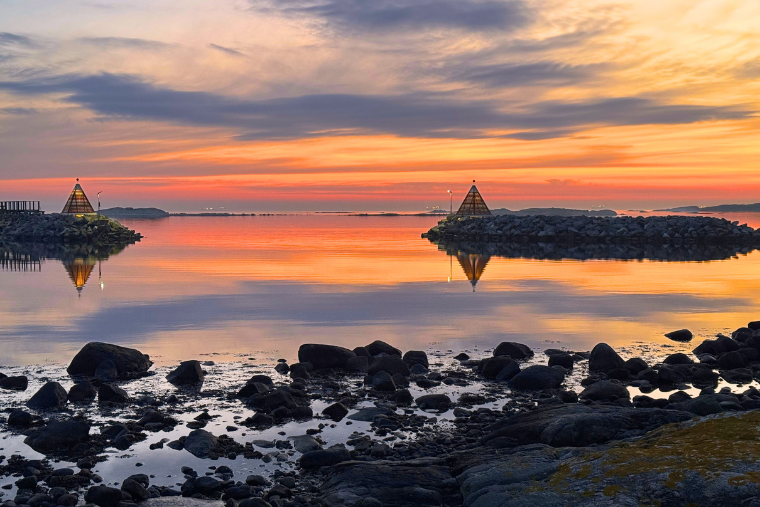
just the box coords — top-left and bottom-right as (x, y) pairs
(2, 213), (760, 366)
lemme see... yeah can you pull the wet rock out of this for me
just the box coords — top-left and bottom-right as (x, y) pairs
(721, 368), (754, 384)
(415, 394), (451, 411)
(84, 486), (123, 507)
(493, 342), (533, 360)
(191, 476), (222, 496)
(624, 357), (648, 375)
(367, 356), (410, 377)
(166, 361), (205, 385)
(298, 344), (356, 370)
(24, 419), (91, 453)
(98, 384), (129, 403)
(239, 499), (272, 507)
(7, 409), (33, 428)
(237, 381), (269, 398)
(300, 446), (351, 469)
(248, 374), (273, 386)
(674, 395), (724, 416)
(346, 356), (369, 372)
(323, 402), (349, 421)
(273, 362), (289, 375)
(353, 346), (372, 358)
(67, 342), (151, 378)
(223, 485), (254, 501)
(0, 376), (28, 391)
(26, 382), (68, 410)
(121, 479), (150, 502)
(509, 365), (565, 390)
(718, 351), (746, 370)
(454, 353), (470, 361)
(183, 429), (218, 458)
(409, 363), (428, 375)
(390, 389), (413, 405)
(588, 343), (625, 373)
(547, 353), (574, 369)
(402, 351), (428, 368)
(68, 381), (97, 403)
(481, 356), (518, 380)
(579, 380), (630, 402)
(664, 353), (694, 365)
(245, 475), (268, 487)
(668, 391), (692, 403)
(289, 435), (322, 453)
(263, 389), (297, 411)
(370, 371), (396, 392)
(365, 340), (402, 357)
(665, 329), (693, 342)
(289, 363), (310, 380)
(94, 359), (118, 382)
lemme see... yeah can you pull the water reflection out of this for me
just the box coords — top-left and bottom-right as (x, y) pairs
(455, 252), (490, 291)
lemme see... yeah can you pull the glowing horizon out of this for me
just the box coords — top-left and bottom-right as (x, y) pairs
(1, 0), (759, 212)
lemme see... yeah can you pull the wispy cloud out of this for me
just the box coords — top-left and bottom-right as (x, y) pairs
(76, 37), (172, 50)
(0, 32), (38, 48)
(208, 43), (247, 57)
(0, 73), (752, 140)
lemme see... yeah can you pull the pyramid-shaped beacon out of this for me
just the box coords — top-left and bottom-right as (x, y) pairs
(62, 179), (95, 214)
(455, 181), (491, 216)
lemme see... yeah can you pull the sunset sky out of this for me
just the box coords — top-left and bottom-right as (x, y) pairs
(1, 0), (759, 212)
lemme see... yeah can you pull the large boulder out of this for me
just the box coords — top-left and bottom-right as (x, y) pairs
(166, 361), (205, 385)
(370, 371), (396, 391)
(67, 342), (151, 377)
(68, 381), (97, 403)
(300, 446), (351, 469)
(24, 419), (91, 453)
(579, 381), (630, 402)
(402, 350), (428, 368)
(493, 342), (533, 360)
(184, 429), (218, 458)
(365, 340), (402, 357)
(298, 344), (356, 370)
(588, 343), (625, 373)
(94, 359), (118, 382)
(481, 356), (519, 380)
(509, 365), (565, 390)
(367, 356), (410, 377)
(26, 382), (68, 411)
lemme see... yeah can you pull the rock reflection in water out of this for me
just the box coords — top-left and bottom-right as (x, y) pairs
(433, 238), (760, 263)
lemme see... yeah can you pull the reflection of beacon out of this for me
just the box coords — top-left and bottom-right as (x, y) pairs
(64, 258), (96, 297)
(457, 253), (490, 292)
(99, 259), (104, 290)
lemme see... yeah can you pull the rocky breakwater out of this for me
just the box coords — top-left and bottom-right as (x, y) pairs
(0, 214), (141, 246)
(423, 214), (760, 247)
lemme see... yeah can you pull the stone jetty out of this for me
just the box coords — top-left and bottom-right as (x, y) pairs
(424, 214), (760, 246)
(0, 213), (141, 246)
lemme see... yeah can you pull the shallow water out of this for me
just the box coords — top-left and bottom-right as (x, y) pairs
(2, 213), (760, 367)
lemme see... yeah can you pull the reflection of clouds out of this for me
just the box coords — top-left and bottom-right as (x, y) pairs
(0, 279), (748, 354)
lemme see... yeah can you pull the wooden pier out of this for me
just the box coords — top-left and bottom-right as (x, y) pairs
(0, 201), (43, 214)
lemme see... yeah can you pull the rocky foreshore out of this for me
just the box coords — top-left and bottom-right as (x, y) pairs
(423, 214), (760, 247)
(5, 326), (760, 506)
(0, 214), (141, 246)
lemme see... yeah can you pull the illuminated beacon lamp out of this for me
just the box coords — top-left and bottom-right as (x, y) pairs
(61, 178), (95, 216)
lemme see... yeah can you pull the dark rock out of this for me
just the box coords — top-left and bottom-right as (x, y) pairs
(192, 476), (223, 495)
(588, 343), (625, 373)
(68, 382), (97, 403)
(8, 409), (33, 428)
(402, 350), (428, 368)
(300, 446), (351, 469)
(674, 395), (724, 416)
(548, 353), (573, 369)
(390, 389), (413, 405)
(454, 353), (470, 361)
(345, 356), (369, 372)
(721, 368), (754, 384)
(656, 366), (684, 385)
(558, 390), (578, 403)
(84, 486), (122, 507)
(493, 342), (533, 360)
(27, 382), (68, 410)
(24, 419), (90, 453)
(668, 391), (692, 403)
(693, 339), (723, 356)
(322, 403), (349, 421)
(607, 368), (630, 380)
(183, 429), (218, 458)
(298, 344), (356, 370)
(289, 363), (310, 380)
(365, 340), (401, 357)
(481, 356), (518, 380)
(263, 389), (297, 411)
(245, 475), (268, 487)
(237, 381), (269, 398)
(370, 371), (396, 392)
(367, 356), (410, 377)
(94, 360), (118, 382)
(665, 329), (693, 342)
(353, 346), (372, 358)
(748, 321), (760, 331)
(718, 351), (746, 370)
(0, 376), (28, 391)
(415, 394), (451, 411)
(67, 342), (151, 377)
(495, 362), (521, 381)
(717, 335), (740, 352)
(579, 381), (630, 402)
(664, 353), (694, 365)
(121, 479), (150, 502)
(239, 499), (272, 507)
(624, 357), (648, 375)
(509, 365), (565, 390)
(166, 361), (204, 385)
(248, 374), (273, 386)
(223, 486), (254, 501)
(636, 368), (659, 384)
(274, 363), (289, 375)
(98, 384), (129, 403)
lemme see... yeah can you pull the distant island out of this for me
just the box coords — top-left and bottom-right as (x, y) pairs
(492, 207), (618, 217)
(101, 207), (170, 219)
(656, 203), (760, 213)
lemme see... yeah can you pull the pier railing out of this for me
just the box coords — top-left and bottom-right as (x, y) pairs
(0, 201), (43, 214)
